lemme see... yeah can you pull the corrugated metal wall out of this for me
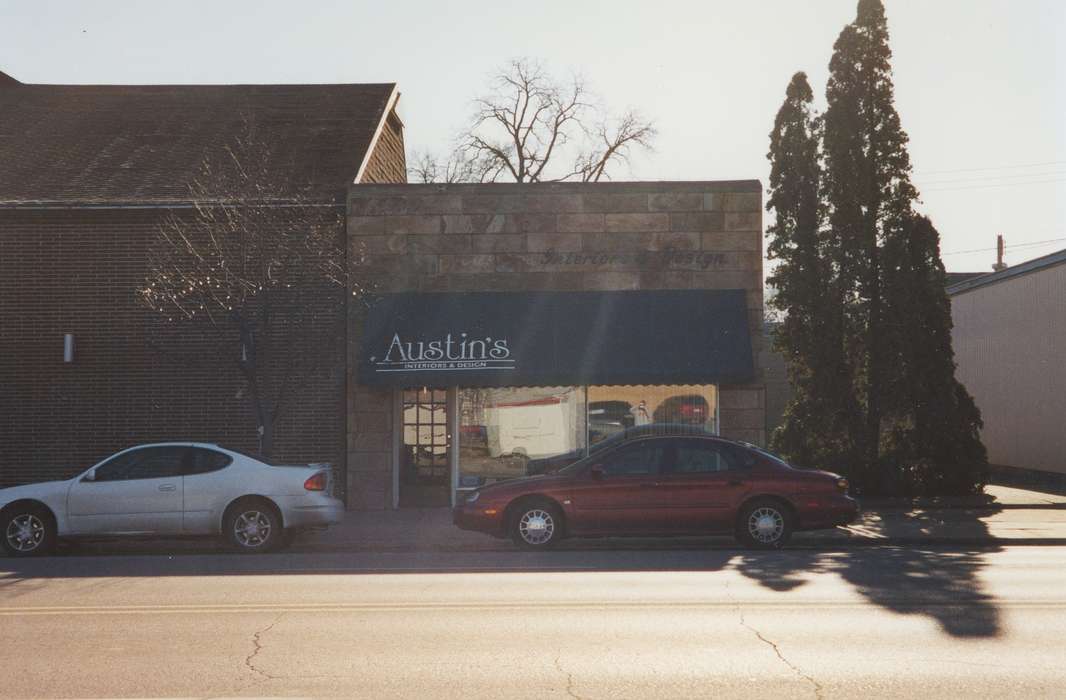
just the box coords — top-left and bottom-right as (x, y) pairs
(950, 263), (1066, 475)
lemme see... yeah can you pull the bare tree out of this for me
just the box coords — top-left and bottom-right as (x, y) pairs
(412, 59), (656, 183)
(139, 120), (361, 457)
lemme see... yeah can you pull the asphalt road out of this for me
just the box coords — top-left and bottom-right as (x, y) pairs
(1, 546), (1063, 698)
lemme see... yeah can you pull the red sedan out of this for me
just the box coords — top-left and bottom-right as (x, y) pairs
(453, 434), (858, 549)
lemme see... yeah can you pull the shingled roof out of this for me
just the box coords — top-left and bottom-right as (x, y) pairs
(0, 76), (398, 206)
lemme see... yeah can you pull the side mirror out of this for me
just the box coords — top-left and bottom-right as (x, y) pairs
(81, 470), (96, 482)
(589, 465), (606, 480)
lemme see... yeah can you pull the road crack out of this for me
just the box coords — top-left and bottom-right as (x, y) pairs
(726, 581), (824, 700)
(554, 654), (582, 700)
(244, 613), (285, 682)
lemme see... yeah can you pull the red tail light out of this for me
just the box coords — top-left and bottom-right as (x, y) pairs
(304, 471), (328, 492)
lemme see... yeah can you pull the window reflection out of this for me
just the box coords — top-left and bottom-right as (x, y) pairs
(458, 387), (586, 488)
(587, 385), (717, 447)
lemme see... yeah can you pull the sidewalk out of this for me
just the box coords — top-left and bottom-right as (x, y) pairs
(297, 484), (1066, 552)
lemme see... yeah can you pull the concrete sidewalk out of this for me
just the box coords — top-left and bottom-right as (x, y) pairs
(296, 484), (1066, 552)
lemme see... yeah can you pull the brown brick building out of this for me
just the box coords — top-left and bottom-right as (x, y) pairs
(0, 73), (406, 491)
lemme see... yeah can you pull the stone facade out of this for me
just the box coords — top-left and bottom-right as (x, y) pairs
(345, 181), (765, 510)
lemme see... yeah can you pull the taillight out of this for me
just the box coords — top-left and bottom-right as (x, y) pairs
(304, 471), (328, 492)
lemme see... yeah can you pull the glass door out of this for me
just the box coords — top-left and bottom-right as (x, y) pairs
(400, 388), (451, 508)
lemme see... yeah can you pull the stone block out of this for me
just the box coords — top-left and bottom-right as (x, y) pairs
(580, 192), (649, 212)
(347, 450), (391, 474)
(355, 235), (407, 255)
(521, 194), (585, 213)
(350, 194), (462, 216)
(460, 195), (528, 214)
(493, 254), (533, 273)
(720, 388), (765, 410)
(471, 234), (527, 253)
(385, 215), (442, 235)
(716, 192), (761, 212)
(408, 235), (472, 255)
(670, 212), (724, 232)
(688, 270), (761, 290)
(557, 213), (606, 233)
(719, 408), (765, 431)
(652, 232), (700, 251)
(348, 216), (385, 235)
(584, 232), (650, 252)
(582, 271), (641, 290)
(606, 212), (670, 232)
(702, 231), (761, 252)
(724, 212), (762, 231)
(648, 192), (704, 211)
(527, 232), (583, 253)
(439, 255), (496, 274)
(350, 431), (392, 452)
(507, 213), (557, 233)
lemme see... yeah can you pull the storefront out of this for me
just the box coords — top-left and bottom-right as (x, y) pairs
(345, 181), (766, 510)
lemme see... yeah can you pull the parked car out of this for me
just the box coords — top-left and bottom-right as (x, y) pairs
(652, 394), (711, 425)
(0, 443), (344, 557)
(525, 422), (714, 475)
(455, 434), (858, 549)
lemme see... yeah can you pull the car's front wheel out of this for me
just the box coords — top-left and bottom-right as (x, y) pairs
(736, 498), (794, 549)
(223, 499), (282, 553)
(509, 500), (563, 549)
(1, 505), (56, 557)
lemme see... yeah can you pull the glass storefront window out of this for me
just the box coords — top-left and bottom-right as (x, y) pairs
(458, 386), (586, 488)
(454, 384), (718, 490)
(587, 385), (718, 448)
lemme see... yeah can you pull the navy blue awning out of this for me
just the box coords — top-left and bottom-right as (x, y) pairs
(356, 289), (754, 387)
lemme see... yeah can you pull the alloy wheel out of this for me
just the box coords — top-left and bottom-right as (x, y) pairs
(233, 510), (272, 548)
(747, 506), (784, 545)
(5, 513), (45, 553)
(518, 508), (555, 546)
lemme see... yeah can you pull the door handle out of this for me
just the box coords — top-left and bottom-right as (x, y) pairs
(158, 484), (177, 492)
(640, 482), (661, 488)
(727, 480), (745, 487)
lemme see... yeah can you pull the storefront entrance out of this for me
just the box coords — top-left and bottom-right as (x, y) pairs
(399, 388), (452, 508)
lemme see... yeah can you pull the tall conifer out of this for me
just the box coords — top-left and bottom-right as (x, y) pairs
(766, 73), (858, 475)
(768, 0), (987, 494)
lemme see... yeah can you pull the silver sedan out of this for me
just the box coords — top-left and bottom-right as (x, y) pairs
(0, 443), (345, 556)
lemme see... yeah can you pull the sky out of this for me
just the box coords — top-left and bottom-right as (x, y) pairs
(2, 0), (1064, 273)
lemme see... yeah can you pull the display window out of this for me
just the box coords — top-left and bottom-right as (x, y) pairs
(456, 384), (717, 489)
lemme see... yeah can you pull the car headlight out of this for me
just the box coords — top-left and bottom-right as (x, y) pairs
(465, 491), (480, 504)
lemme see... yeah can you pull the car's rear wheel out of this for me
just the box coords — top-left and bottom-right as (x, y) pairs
(1, 505), (56, 557)
(509, 500), (563, 549)
(736, 498), (793, 549)
(224, 499), (282, 553)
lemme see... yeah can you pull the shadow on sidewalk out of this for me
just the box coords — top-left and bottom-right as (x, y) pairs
(733, 504), (1005, 638)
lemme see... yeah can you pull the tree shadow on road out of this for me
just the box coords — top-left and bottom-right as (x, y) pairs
(733, 505), (1004, 638)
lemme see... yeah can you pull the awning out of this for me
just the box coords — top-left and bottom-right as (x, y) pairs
(356, 289), (754, 387)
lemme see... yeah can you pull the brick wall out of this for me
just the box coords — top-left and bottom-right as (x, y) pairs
(359, 110), (407, 184)
(0, 208), (347, 489)
(345, 181), (765, 510)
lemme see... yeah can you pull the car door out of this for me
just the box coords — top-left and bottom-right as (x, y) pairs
(569, 439), (673, 535)
(181, 447), (236, 534)
(67, 446), (187, 535)
(656, 438), (753, 532)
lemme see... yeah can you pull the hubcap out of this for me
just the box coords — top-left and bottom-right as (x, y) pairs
(748, 507), (784, 544)
(518, 509), (555, 545)
(234, 511), (272, 548)
(5, 514), (45, 552)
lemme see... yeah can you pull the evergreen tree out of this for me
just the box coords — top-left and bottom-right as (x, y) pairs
(765, 73), (859, 476)
(880, 214), (988, 494)
(812, 0), (987, 494)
